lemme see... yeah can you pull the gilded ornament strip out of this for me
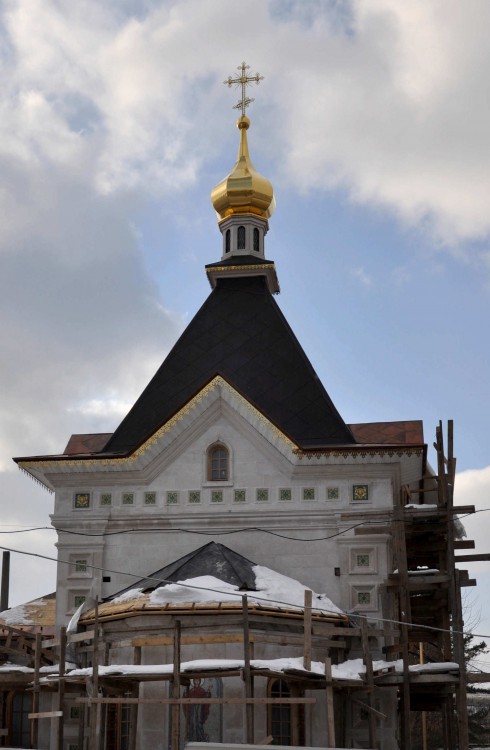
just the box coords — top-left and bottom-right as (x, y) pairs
(17, 376), (296, 473)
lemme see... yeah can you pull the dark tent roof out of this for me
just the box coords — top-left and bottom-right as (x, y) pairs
(103, 275), (355, 453)
(109, 542), (257, 599)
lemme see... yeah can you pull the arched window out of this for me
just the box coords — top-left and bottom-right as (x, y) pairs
(237, 225), (246, 250)
(225, 229), (230, 253)
(207, 444), (229, 482)
(253, 227), (260, 253)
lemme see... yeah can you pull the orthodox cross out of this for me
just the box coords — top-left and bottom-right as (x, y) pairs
(224, 62), (263, 116)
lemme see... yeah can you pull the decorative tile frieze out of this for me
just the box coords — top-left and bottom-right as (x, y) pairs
(256, 488), (269, 502)
(122, 492), (134, 505)
(167, 491), (179, 505)
(211, 490), (223, 503)
(144, 492), (156, 505)
(327, 486), (339, 500)
(352, 484), (369, 502)
(234, 489), (246, 503)
(74, 492), (90, 509)
(189, 490), (201, 504)
(100, 493), (112, 506)
(302, 487), (315, 501)
(279, 488), (292, 502)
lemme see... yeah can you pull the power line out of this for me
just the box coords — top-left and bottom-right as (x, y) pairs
(1, 541), (490, 641)
(0, 521), (380, 542)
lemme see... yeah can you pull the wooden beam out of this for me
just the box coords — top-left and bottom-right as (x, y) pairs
(324, 657), (335, 747)
(76, 697), (316, 705)
(455, 553), (490, 562)
(30, 631), (41, 749)
(171, 620), (181, 750)
(360, 618), (377, 749)
(303, 590), (312, 672)
(28, 711), (63, 719)
(88, 598), (100, 750)
(242, 595), (254, 743)
(454, 540), (475, 549)
(57, 626), (67, 750)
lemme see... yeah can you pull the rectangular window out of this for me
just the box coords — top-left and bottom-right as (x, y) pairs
(74, 493), (90, 509)
(74, 595), (86, 608)
(279, 488), (292, 502)
(211, 490), (223, 503)
(100, 493), (112, 506)
(327, 487), (339, 500)
(357, 591), (371, 605)
(75, 559), (87, 574)
(234, 489), (246, 503)
(122, 492), (134, 505)
(189, 490), (201, 504)
(167, 491), (179, 505)
(144, 492), (156, 505)
(256, 488), (269, 502)
(357, 553), (370, 568)
(302, 487), (315, 501)
(70, 706), (81, 720)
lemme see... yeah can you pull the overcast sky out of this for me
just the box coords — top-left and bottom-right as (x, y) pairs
(1, 0), (489, 647)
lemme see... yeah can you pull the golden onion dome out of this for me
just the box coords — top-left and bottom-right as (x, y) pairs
(211, 115), (275, 221)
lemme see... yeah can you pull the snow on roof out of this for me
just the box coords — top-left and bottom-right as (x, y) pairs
(112, 566), (343, 616)
(50, 657), (459, 683)
(0, 595), (55, 629)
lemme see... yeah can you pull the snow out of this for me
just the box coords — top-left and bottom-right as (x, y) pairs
(0, 662), (77, 674)
(149, 577), (239, 606)
(112, 588), (145, 604)
(132, 566), (343, 616)
(407, 569), (440, 575)
(252, 566), (342, 614)
(51, 657), (460, 682)
(405, 504), (438, 509)
(0, 599), (46, 626)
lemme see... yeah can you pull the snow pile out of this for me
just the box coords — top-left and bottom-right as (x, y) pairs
(0, 598), (47, 626)
(150, 576), (239, 606)
(112, 588), (145, 604)
(252, 566), (342, 614)
(58, 657), (461, 682)
(137, 566), (343, 615)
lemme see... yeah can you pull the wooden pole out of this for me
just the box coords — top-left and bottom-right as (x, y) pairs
(242, 594), (254, 743)
(128, 646), (141, 750)
(57, 626), (67, 750)
(89, 597), (100, 750)
(360, 617), (377, 749)
(324, 657), (336, 747)
(171, 620), (181, 750)
(393, 500), (411, 750)
(303, 589), (312, 672)
(419, 642), (427, 750)
(30, 631), (42, 749)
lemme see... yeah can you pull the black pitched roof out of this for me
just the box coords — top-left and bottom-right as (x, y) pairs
(103, 275), (355, 453)
(109, 542), (257, 599)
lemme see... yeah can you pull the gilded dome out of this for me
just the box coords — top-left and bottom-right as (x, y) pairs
(211, 115), (275, 221)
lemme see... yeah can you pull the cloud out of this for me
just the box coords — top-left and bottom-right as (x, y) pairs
(455, 466), (490, 574)
(2, 0), (490, 249)
(1, 0), (490, 606)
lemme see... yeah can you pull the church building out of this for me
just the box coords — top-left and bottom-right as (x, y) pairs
(10, 65), (471, 750)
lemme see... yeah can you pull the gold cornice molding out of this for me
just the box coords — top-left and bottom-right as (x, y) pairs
(293, 446), (424, 459)
(206, 264), (275, 274)
(17, 376), (297, 474)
